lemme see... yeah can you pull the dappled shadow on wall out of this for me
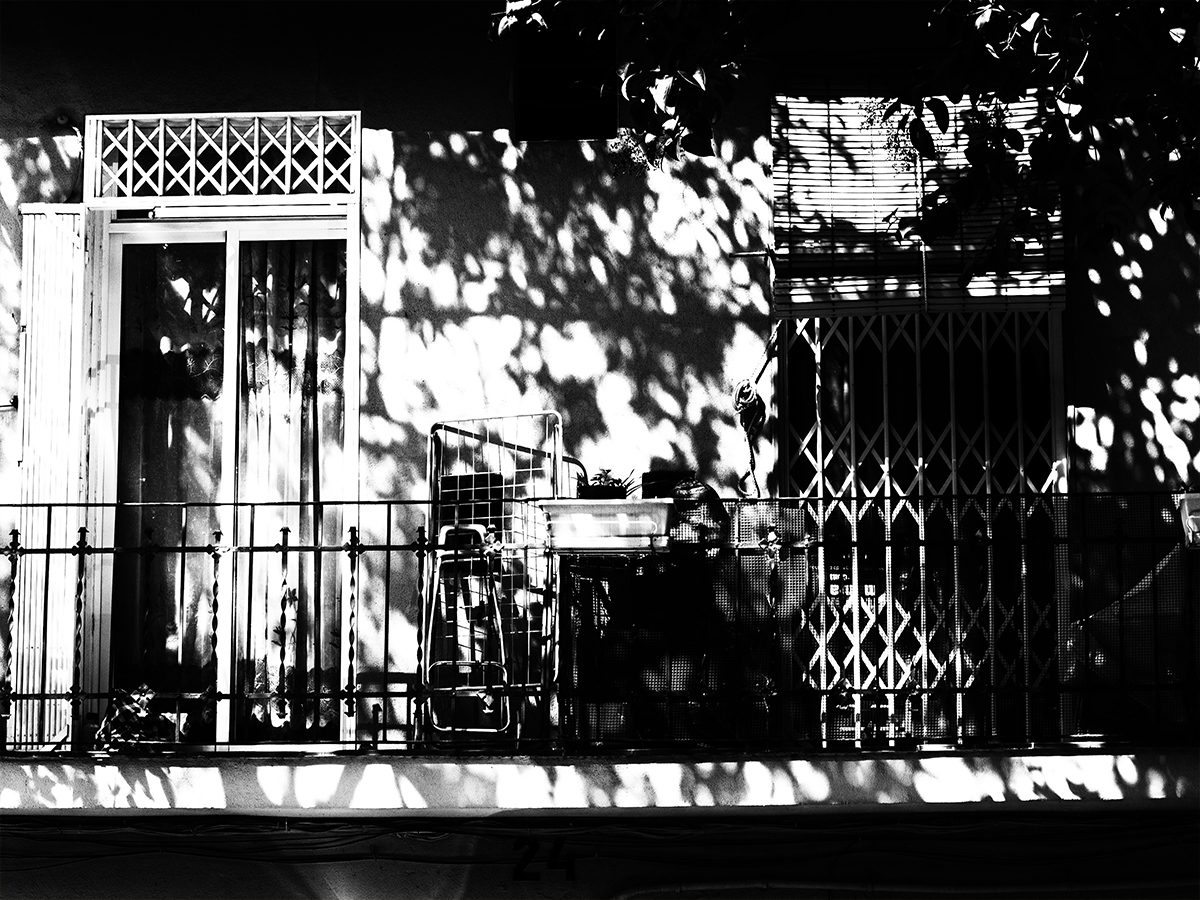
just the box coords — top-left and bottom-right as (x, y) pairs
(1066, 123), (1200, 493)
(356, 129), (774, 502)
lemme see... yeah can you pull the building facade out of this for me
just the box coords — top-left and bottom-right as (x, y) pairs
(0, 3), (1197, 897)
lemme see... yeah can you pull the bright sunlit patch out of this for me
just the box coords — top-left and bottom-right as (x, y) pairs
(496, 766), (552, 809)
(588, 254), (608, 286)
(1134, 332), (1149, 365)
(256, 766), (292, 806)
(1141, 387), (1195, 481)
(1116, 755), (1138, 784)
(1072, 406), (1109, 471)
(1148, 769), (1167, 798)
(788, 760), (831, 802)
(1147, 204), (1169, 235)
(912, 757), (1005, 803)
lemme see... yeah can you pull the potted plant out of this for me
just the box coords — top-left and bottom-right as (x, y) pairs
(577, 469), (634, 499)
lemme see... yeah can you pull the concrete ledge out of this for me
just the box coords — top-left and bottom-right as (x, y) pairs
(1, 750), (1195, 816)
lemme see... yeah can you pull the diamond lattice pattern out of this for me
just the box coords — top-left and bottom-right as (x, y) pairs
(782, 312), (1060, 744)
(89, 114), (357, 202)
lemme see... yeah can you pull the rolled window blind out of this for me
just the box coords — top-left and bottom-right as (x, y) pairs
(772, 90), (1064, 316)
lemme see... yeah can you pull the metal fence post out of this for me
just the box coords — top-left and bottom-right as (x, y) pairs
(208, 530), (222, 730)
(276, 525), (290, 721)
(343, 526), (361, 720)
(69, 527), (88, 750)
(1, 529), (20, 752)
(415, 524), (427, 745)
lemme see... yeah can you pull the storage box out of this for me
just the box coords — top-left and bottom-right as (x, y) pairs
(539, 499), (673, 552)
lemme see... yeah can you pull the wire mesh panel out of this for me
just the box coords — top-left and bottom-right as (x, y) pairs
(423, 413), (562, 745)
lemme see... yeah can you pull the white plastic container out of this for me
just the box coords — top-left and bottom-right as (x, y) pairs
(539, 498), (673, 552)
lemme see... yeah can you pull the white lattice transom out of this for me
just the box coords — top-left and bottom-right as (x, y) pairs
(85, 113), (360, 206)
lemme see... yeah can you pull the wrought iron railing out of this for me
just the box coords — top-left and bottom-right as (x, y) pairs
(0, 494), (1196, 754)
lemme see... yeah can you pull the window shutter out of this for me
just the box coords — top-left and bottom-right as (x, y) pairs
(772, 90), (1064, 316)
(11, 204), (86, 748)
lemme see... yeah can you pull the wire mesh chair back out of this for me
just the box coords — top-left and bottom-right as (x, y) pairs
(423, 412), (564, 742)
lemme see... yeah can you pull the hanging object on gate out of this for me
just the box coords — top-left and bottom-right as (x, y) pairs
(732, 321), (781, 498)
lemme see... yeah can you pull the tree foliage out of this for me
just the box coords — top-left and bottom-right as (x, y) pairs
(492, 0), (747, 166)
(495, 0), (1199, 286)
(888, 0), (1200, 281)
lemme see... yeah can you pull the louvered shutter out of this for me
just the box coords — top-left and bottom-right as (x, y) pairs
(10, 204), (87, 748)
(772, 90), (1064, 315)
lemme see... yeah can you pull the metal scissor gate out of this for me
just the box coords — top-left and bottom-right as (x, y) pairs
(423, 413), (564, 744)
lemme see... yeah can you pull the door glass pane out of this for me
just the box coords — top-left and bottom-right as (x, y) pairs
(234, 239), (347, 741)
(112, 242), (226, 743)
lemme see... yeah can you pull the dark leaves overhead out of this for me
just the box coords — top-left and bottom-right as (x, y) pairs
(884, 0), (1200, 284)
(492, 0), (748, 165)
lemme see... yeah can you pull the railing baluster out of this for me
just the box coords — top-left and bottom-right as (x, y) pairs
(244, 504), (257, 731)
(38, 509), (53, 746)
(382, 503), (392, 743)
(176, 504), (189, 742)
(313, 502), (324, 735)
(209, 529), (222, 733)
(415, 524), (427, 745)
(343, 526), (361, 719)
(277, 525), (290, 722)
(2, 529), (20, 751)
(69, 526), (88, 750)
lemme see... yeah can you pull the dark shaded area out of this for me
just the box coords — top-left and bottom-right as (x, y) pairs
(1, 808), (1196, 899)
(0, 2), (942, 141)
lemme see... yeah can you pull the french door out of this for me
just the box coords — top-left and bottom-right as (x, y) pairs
(103, 219), (352, 744)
